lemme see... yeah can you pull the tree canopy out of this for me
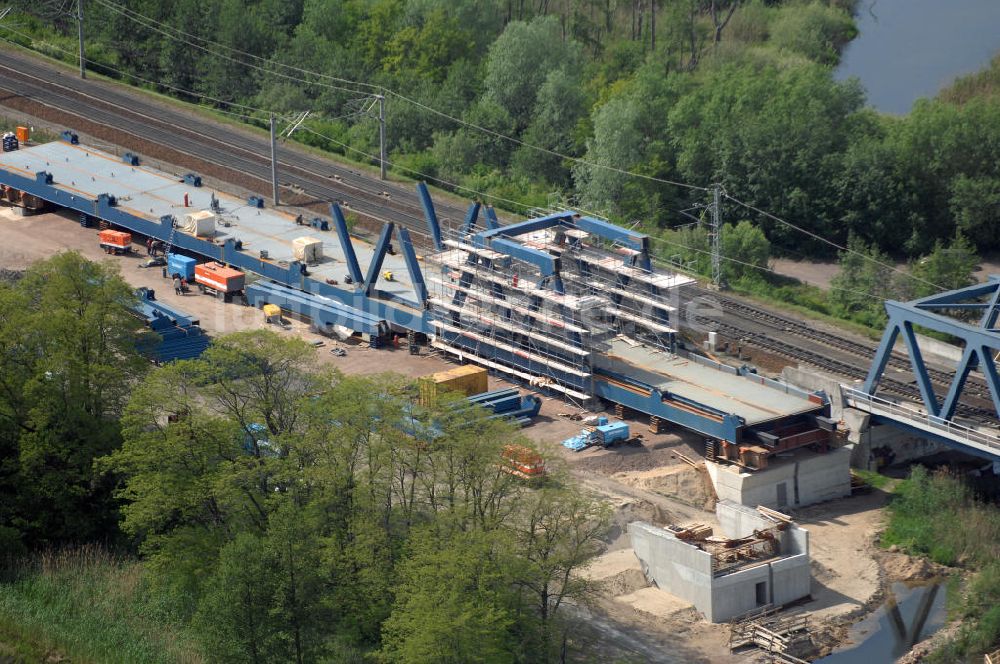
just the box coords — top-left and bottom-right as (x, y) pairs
(12, 0), (1000, 261)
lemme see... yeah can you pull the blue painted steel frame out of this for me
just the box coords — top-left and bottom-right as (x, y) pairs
(594, 380), (743, 442)
(416, 182), (443, 251)
(864, 277), (1000, 421)
(0, 162), (433, 334)
(460, 202), (482, 235)
(472, 210), (653, 269)
(330, 203), (363, 284)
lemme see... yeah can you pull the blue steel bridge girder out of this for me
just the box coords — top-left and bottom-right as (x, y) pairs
(0, 160), (433, 332)
(863, 278), (1000, 423)
(416, 181), (443, 251)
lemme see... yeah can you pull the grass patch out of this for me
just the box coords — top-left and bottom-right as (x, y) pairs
(853, 469), (892, 491)
(0, 545), (202, 664)
(883, 467), (1000, 660)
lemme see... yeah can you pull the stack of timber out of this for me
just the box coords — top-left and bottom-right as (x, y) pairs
(729, 610), (812, 663)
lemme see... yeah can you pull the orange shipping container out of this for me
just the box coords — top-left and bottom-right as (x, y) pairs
(98, 229), (131, 248)
(15, 126), (29, 143)
(194, 261), (245, 293)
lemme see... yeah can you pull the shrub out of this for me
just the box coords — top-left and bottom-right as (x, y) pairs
(769, 2), (857, 65)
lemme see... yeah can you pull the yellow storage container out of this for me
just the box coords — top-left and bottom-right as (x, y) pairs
(262, 304), (282, 323)
(419, 364), (488, 403)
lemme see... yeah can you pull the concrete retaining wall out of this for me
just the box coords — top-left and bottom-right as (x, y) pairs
(706, 447), (851, 509)
(628, 522), (713, 613)
(716, 499), (775, 539)
(771, 553), (811, 606)
(845, 413), (946, 470)
(710, 564), (771, 621)
(630, 503), (812, 622)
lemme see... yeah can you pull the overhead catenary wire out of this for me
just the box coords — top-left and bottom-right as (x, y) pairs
(723, 193), (948, 293)
(90, 0), (379, 99)
(91, 0), (382, 93)
(8, 4), (951, 297)
(298, 124), (900, 303)
(0, 27), (290, 121)
(86, 0), (708, 195)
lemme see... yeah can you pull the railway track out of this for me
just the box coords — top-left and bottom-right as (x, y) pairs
(689, 285), (996, 403)
(0, 49), (995, 425)
(694, 316), (997, 423)
(0, 49), (476, 238)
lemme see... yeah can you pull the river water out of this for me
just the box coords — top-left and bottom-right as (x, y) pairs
(835, 0), (1000, 114)
(815, 581), (947, 663)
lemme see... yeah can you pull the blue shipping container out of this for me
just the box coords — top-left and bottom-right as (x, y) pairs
(167, 253), (197, 281)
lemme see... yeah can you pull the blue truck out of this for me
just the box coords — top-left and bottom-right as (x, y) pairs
(562, 420), (631, 452)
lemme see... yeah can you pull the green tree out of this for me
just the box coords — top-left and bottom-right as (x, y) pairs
(0, 252), (145, 547)
(949, 175), (1000, 250)
(380, 529), (517, 664)
(511, 67), (588, 187)
(382, 8), (474, 83)
(830, 234), (896, 326)
(194, 533), (282, 664)
(512, 486), (610, 656)
(722, 220), (770, 283)
(483, 16), (582, 128)
(769, 1), (856, 65)
(906, 232), (978, 299)
(668, 57), (866, 252)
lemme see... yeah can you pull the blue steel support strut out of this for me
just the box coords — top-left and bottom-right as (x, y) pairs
(416, 182), (443, 251)
(863, 323), (900, 394)
(981, 284), (1000, 330)
(397, 227), (427, 304)
(461, 202), (482, 236)
(979, 345), (1000, 417)
(363, 222), (395, 296)
(330, 203), (363, 285)
(899, 321), (940, 417)
(484, 206), (501, 230)
(940, 345), (979, 421)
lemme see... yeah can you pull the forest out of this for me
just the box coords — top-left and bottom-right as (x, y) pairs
(0, 254), (608, 662)
(7, 0), (1000, 267)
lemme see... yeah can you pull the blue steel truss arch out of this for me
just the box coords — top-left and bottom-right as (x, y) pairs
(863, 276), (1000, 421)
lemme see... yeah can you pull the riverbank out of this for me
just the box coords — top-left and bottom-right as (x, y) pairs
(880, 467), (1000, 662)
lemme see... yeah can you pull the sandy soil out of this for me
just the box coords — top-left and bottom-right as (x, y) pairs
(772, 255), (1000, 290)
(791, 490), (888, 623)
(771, 258), (840, 289)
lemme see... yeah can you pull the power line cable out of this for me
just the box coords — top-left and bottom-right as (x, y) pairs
(93, 0), (381, 93)
(9, 4), (938, 298)
(91, 0), (378, 99)
(723, 193), (946, 292)
(88, 0), (708, 194)
(0, 27), (289, 120)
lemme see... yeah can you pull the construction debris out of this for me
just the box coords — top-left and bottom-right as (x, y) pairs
(729, 608), (814, 663)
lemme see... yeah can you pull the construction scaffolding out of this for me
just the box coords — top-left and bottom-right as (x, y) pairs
(425, 219), (694, 403)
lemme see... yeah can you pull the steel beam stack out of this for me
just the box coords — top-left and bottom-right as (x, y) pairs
(134, 288), (210, 362)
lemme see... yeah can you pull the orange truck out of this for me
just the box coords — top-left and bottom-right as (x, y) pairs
(194, 262), (246, 301)
(98, 229), (132, 254)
